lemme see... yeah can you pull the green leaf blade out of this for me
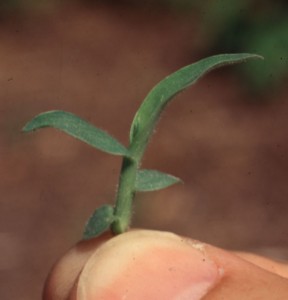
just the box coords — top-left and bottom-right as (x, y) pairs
(135, 169), (182, 192)
(83, 204), (115, 240)
(129, 53), (263, 155)
(23, 110), (130, 157)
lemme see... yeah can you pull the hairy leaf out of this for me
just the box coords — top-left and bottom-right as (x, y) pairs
(129, 54), (263, 157)
(83, 204), (115, 240)
(23, 110), (129, 157)
(135, 169), (182, 192)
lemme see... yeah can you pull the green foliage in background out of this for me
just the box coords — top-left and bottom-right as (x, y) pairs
(200, 0), (288, 92)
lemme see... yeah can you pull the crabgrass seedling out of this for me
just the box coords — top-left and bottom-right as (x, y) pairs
(23, 53), (262, 240)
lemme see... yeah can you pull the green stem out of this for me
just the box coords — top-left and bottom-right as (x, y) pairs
(111, 156), (137, 234)
(111, 138), (146, 234)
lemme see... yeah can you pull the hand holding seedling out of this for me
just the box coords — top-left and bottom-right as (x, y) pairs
(43, 230), (288, 300)
(23, 53), (288, 299)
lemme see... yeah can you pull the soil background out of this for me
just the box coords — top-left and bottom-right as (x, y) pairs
(0, 3), (288, 300)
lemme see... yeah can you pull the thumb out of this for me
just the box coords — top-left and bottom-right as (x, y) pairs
(43, 230), (288, 300)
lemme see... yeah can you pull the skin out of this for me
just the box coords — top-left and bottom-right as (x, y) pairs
(43, 230), (288, 300)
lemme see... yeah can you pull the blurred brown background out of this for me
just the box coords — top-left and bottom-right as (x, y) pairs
(0, 1), (288, 299)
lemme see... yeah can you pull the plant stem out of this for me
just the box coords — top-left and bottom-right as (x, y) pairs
(111, 156), (137, 234)
(111, 138), (146, 234)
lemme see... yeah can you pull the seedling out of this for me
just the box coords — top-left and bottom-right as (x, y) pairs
(23, 53), (262, 240)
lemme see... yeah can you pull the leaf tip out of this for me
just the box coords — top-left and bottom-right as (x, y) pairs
(250, 54), (264, 61)
(22, 122), (33, 133)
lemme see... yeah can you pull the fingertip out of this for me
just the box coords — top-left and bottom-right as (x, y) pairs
(77, 231), (223, 300)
